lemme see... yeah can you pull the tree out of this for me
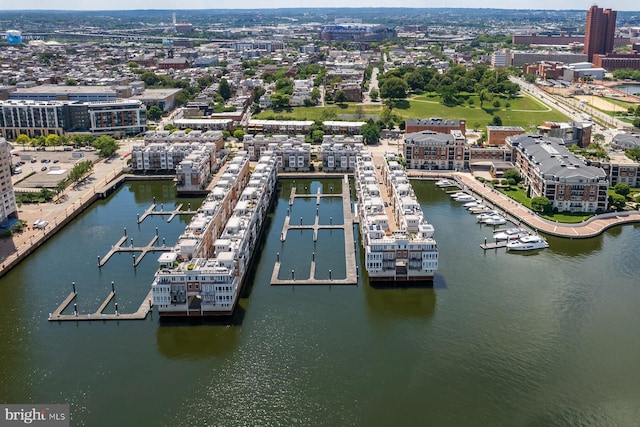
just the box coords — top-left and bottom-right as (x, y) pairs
(147, 105), (163, 121)
(626, 147), (640, 161)
(218, 78), (231, 100)
(369, 88), (379, 101)
(614, 183), (630, 197)
(593, 133), (605, 144)
(380, 77), (408, 103)
(46, 134), (61, 150)
(233, 129), (245, 140)
(16, 134), (30, 150)
(503, 168), (522, 184)
(92, 135), (119, 158)
(270, 93), (290, 109)
(478, 89), (490, 108)
(334, 89), (347, 105)
(633, 118), (640, 129)
(361, 121), (381, 145)
(491, 115), (503, 126)
(405, 71), (425, 92)
(492, 100), (501, 108)
(609, 193), (627, 210)
(636, 105), (640, 117)
(65, 79), (78, 86)
(531, 196), (552, 213)
(311, 129), (324, 144)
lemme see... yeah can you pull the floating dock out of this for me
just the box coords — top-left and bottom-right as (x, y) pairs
(98, 233), (171, 267)
(137, 203), (197, 224)
(49, 289), (153, 321)
(271, 175), (358, 285)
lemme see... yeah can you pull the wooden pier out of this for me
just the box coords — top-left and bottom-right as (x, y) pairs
(272, 175), (358, 286)
(98, 234), (171, 267)
(49, 290), (154, 321)
(480, 240), (508, 250)
(137, 203), (197, 224)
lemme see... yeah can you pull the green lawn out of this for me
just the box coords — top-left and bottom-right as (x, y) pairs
(254, 91), (570, 129)
(402, 92), (569, 130)
(500, 186), (594, 224)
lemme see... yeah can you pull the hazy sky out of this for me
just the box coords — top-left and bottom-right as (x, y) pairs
(2, 1), (638, 12)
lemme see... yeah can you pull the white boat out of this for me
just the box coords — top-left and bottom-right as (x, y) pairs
(449, 192), (467, 199)
(453, 194), (476, 203)
(468, 205), (490, 213)
(463, 200), (481, 208)
(481, 215), (507, 225)
(476, 211), (500, 221)
(493, 227), (529, 241)
(506, 235), (549, 251)
(435, 179), (454, 187)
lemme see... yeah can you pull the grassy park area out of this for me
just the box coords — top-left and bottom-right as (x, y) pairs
(253, 91), (570, 130)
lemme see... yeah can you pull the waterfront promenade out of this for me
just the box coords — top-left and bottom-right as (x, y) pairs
(0, 152), (130, 278)
(407, 170), (640, 238)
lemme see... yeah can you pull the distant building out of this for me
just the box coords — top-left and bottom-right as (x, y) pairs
(405, 118), (466, 135)
(592, 53), (640, 71)
(537, 122), (592, 148)
(158, 58), (190, 70)
(0, 99), (147, 138)
(319, 24), (396, 43)
(486, 126), (526, 146)
(0, 138), (18, 224)
(506, 134), (608, 213)
(585, 153), (640, 188)
(584, 6), (617, 63)
(611, 133), (640, 149)
(492, 49), (512, 68)
(131, 88), (182, 112)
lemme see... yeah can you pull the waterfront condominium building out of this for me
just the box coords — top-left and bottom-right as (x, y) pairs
(0, 138), (17, 224)
(403, 130), (468, 171)
(506, 134), (609, 213)
(584, 6), (617, 63)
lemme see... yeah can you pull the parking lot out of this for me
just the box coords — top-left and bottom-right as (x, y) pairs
(11, 148), (99, 189)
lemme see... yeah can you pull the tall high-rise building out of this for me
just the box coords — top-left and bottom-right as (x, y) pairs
(0, 138), (17, 224)
(584, 6), (617, 62)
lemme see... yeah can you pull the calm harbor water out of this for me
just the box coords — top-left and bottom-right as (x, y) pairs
(612, 83), (640, 96)
(1, 179), (640, 426)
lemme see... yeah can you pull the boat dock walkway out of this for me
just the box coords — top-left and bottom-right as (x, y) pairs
(98, 234), (171, 267)
(138, 203), (197, 224)
(272, 175), (358, 285)
(408, 171), (640, 238)
(49, 289), (153, 321)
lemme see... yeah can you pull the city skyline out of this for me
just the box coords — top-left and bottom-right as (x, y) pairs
(1, 1), (638, 12)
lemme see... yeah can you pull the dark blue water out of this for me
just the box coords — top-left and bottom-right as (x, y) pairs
(1, 179), (639, 426)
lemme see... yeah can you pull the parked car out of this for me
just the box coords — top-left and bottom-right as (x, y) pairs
(53, 159), (59, 163)
(41, 166), (47, 171)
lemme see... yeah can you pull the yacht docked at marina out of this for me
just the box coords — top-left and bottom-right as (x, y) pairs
(151, 152), (278, 316)
(506, 235), (549, 251)
(354, 151), (438, 284)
